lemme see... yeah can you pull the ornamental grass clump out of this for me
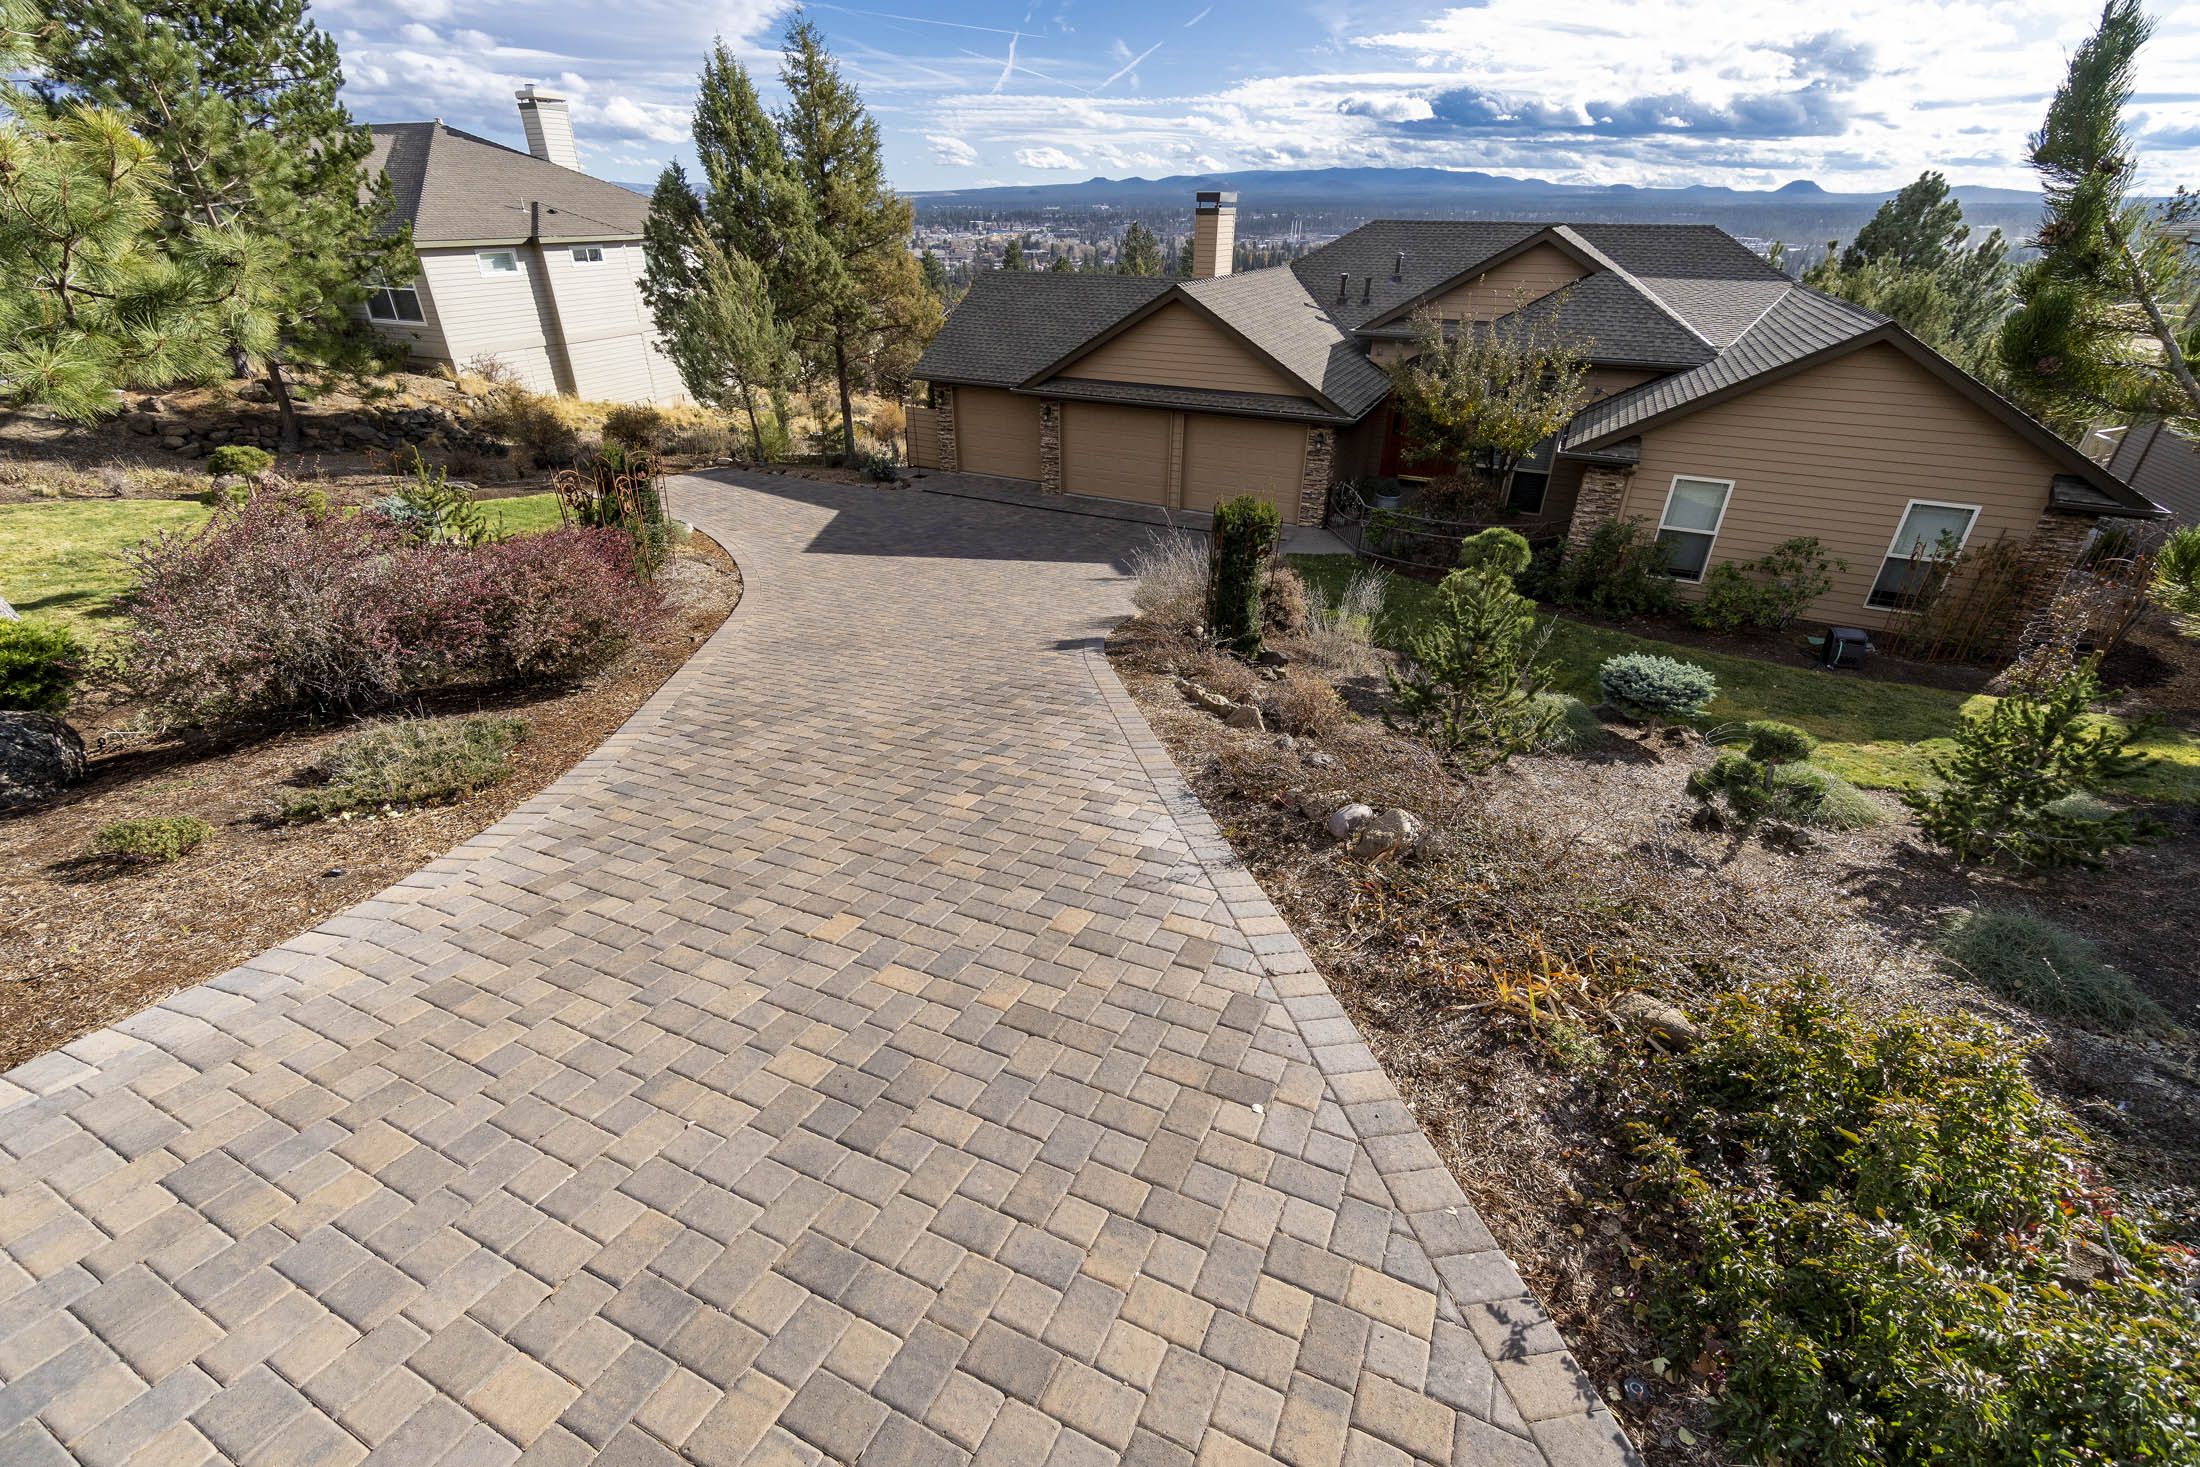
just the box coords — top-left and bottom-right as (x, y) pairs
(1935, 907), (2169, 1030)
(1128, 533), (1208, 631)
(1903, 654), (2165, 869)
(278, 715), (527, 821)
(1206, 495), (1281, 657)
(1626, 977), (2200, 1466)
(1597, 652), (1717, 723)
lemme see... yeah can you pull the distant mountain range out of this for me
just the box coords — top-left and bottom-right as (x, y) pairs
(908, 167), (2044, 246)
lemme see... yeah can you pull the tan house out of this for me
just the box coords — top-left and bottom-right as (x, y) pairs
(911, 194), (2162, 631)
(361, 88), (690, 406)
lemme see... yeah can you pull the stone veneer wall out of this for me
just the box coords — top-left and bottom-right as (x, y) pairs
(1998, 507), (2100, 656)
(935, 385), (959, 474)
(1039, 401), (1063, 494)
(1298, 427), (1336, 526)
(1565, 465), (1634, 552)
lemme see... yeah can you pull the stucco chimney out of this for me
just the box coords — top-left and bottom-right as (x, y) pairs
(1192, 190), (1236, 278)
(516, 85), (580, 171)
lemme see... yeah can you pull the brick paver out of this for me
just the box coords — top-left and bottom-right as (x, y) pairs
(0, 471), (1638, 1465)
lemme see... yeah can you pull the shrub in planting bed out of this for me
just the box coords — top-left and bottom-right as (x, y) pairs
(112, 495), (661, 726)
(93, 815), (215, 861)
(280, 715), (528, 821)
(0, 619), (84, 712)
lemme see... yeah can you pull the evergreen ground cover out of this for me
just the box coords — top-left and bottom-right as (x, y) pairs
(1291, 554), (2200, 804)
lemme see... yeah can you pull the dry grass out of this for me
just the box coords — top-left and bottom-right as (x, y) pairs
(1263, 672), (1346, 737)
(1129, 531), (1208, 630)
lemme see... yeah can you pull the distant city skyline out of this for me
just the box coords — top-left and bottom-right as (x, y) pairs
(321, 0), (2200, 196)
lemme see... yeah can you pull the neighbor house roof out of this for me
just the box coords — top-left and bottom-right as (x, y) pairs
(914, 272), (1173, 389)
(367, 122), (652, 245)
(1359, 269), (1718, 370)
(1565, 286), (2163, 518)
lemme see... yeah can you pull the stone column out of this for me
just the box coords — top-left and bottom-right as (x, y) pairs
(936, 385), (959, 474)
(1565, 464), (1633, 553)
(1039, 401), (1063, 494)
(1998, 507), (2098, 657)
(1298, 426), (1336, 527)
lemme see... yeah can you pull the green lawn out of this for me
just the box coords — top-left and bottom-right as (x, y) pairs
(1291, 553), (2200, 805)
(0, 493), (563, 633)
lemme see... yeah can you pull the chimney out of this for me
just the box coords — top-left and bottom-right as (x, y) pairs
(516, 85), (579, 171)
(1192, 190), (1237, 278)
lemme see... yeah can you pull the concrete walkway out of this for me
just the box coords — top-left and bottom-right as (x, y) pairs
(0, 473), (1635, 1467)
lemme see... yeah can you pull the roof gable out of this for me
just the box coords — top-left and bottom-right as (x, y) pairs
(1359, 228), (1599, 331)
(1565, 288), (2160, 516)
(1048, 300), (1301, 398)
(913, 272), (1173, 390)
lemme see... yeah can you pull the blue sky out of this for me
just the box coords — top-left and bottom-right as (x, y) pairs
(321, 0), (2200, 195)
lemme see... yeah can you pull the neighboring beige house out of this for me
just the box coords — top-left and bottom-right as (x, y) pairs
(362, 88), (689, 405)
(2091, 418), (2200, 524)
(912, 193), (2162, 632)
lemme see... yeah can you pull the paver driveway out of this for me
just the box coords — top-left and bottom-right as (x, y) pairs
(0, 473), (1637, 1467)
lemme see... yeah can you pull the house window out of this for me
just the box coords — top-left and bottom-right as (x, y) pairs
(365, 283), (424, 323)
(1868, 500), (1980, 608)
(571, 245), (605, 265)
(1505, 470), (1549, 515)
(477, 249), (519, 276)
(1653, 476), (1733, 581)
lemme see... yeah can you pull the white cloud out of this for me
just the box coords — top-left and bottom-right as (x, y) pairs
(929, 133), (981, 166)
(1338, 94), (1434, 123)
(1015, 145), (1081, 169)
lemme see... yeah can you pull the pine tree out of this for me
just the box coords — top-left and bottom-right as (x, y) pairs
(775, 15), (937, 458)
(919, 248), (948, 301)
(1808, 172), (2013, 377)
(1902, 655), (2166, 869)
(1177, 239), (1195, 277)
(2000, 0), (2200, 439)
(1119, 221), (1160, 277)
(1384, 563), (1560, 770)
(1001, 236), (1024, 271)
(674, 230), (795, 464)
(40, 0), (411, 449)
(0, 0), (243, 418)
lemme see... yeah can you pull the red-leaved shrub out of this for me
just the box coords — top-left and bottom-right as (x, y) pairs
(112, 496), (660, 725)
(463, 528), (665, 682)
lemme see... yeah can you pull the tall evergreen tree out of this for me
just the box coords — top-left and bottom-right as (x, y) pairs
(1001, 236), (1024, 271)
(1119, 221), (1160, 276)
(2000, 0), (2200, 439)
(40, 0), (411, 448)
(0, 0), (247, 418)
(919, 247), (948, 301)
(774, 15), (936, 457)
(1806, 170), (2013, 378)
(673, 230), (796, 463)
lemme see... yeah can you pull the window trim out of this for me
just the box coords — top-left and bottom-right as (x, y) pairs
(364, 281), (425, 324)
(570, 245), (606, 265)
(476, 249), (520, 277)
(1866, 498), (1981, 611)
(1652, 474), (1735, 583)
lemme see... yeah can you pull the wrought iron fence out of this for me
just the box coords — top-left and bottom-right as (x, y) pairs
(1327, 480), (1565, 578)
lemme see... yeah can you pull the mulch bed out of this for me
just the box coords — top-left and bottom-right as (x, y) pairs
(0, 535), (740, 1074)
(1105, 613), (2200, 1466)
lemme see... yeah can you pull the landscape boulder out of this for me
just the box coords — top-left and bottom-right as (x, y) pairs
(1345, 807), (1423, 862)
(0, 712), (87, 811)
(1326, 803), (1375, 840)
(1610, 991), (1698, 1049)
(1224, 704), (1266, 732)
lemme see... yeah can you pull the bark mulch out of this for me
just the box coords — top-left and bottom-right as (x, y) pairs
(0, 535), (740, 1073)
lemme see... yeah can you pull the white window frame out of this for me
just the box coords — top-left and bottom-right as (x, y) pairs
(477, 249), (520, 277)
(365, 281), (425, 323)
(570, 245), (606, 265)
(1867, 498), (1981, 610)
(1652, 474), (1735, 583)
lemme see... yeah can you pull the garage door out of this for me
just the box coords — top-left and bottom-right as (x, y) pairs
(1062, 403), (1171, 505)
(1183, 414), (1306, 524)
(956, 387), (1043, 480)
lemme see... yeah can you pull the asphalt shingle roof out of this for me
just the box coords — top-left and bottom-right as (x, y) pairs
(914, 272), (1173, 388)
(1362, 269), (1717, 370)
(1180, 269), (1392, 416)
(1036, 379), (1348, 423)
(1563, 286), (1891, 446)
(367, 122), (652, 244)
